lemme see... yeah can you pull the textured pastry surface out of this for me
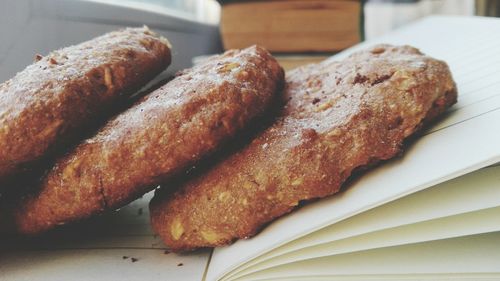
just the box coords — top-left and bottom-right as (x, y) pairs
(0, 27), (171, 183)
(150, 44), (458, 252)
(11, 45), (284, 234)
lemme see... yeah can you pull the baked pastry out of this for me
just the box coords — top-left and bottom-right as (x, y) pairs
(0, 27), (171, 185)
(11, 45), (284, 234)
(149, 44), (458, 252)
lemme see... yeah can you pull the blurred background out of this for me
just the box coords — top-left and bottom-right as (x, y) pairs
(1, 0), (499, 80)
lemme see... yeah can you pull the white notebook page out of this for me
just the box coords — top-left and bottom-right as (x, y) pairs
(227, 166), (500, 280)
(236, 210), (500, 281)
(238, 232), (500, 281)
(207, 16), (500, 281)
(239, 206), (500, 279)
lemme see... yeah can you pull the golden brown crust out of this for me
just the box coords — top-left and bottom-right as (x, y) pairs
(149, 44), (458, 252)
(11, 45), (284, 234)
(0, 27), (171, 183)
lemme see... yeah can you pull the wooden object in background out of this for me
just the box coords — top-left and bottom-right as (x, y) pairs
(220, 0), (361, 52)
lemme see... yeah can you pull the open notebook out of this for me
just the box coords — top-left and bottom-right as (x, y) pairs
(2, 15), (500, 281)
(207, 15), (500, 281)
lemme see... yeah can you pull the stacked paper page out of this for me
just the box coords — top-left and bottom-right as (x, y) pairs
(206, 16), (500, 281)
(218, 166), (500, 280)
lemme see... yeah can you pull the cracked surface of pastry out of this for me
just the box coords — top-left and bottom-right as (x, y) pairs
(11, 45), (284, 234)
(150, 44), (457, 252)
(0, 27), (171, 184)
